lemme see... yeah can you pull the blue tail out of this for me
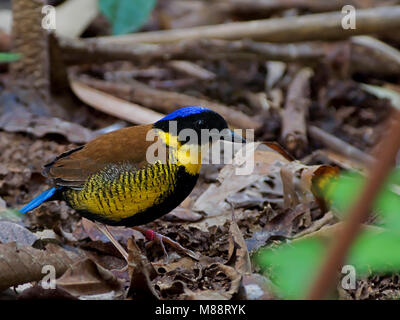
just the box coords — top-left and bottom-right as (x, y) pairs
(19, 187), (61, 214)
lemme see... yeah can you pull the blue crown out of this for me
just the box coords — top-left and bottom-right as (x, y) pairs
(158, 106), (210, 122)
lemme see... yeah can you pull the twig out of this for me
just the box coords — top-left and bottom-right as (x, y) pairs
(77, 77), (262, 130)
(281, 68), (313, 157)
(168, 60), (216, 80)
(309, 125), (375, 166)
(350, 36), (400, 76)
(88, 6), (400, 45)
(217, 0), (382, 14)
(307, 110), (400, 300)
(293, 212), (335, 239)
(59, 37), (330, 65)
(70, 81), (164, 125)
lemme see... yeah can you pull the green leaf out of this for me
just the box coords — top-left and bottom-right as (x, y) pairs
(99, 0), (156, 35)
(349, 230), (400, 275)
(0, 52), (21, 63)
(386, 168), (400, 186)
(256, 238), (325, 299)
(376, 188), (400, 232)
(328, 172), (364, 217)
(325, 170), (400, 232)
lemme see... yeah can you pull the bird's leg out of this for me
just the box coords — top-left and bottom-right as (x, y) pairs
(132, 226), (200, 261)
(147, 229), (169, 258)
(95, 222), (129, 262)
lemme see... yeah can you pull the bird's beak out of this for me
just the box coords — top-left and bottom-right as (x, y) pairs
(207, 129), (246, 145)
(226, 129), (246, 143)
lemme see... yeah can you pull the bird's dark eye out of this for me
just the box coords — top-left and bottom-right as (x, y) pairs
(195, 119), (205, 129)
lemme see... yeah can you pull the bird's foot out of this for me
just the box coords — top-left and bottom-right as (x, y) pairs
(133, 227), (200, 261)
(144, 229), (169, 258)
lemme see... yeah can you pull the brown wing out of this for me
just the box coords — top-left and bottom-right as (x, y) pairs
(43, 124), (157, 188)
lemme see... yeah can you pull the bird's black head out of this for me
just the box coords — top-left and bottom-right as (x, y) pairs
(154, 106), (242, 145)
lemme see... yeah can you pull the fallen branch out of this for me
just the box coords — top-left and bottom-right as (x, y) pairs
(59, 37), (330, 65)
(281, 68), (313, 157)
(59, 37), (400, 77)
(217, 0), (382, 14)
(77, 77), (262, 130)
(309, 125), (375, 166)
(293, 212), (335, 239)
(350, 36), (400, 76)
(168, 60), (216, 80)
(307, 110), (400, 300)
(87, 6), (400, 45)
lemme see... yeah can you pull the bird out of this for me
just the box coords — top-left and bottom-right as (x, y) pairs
(19, 106), (245, 262)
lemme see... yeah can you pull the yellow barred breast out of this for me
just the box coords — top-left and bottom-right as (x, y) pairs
(64, 162), (181, 221)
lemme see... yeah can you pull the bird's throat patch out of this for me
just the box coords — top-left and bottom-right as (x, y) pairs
(155, 130), (202, 176)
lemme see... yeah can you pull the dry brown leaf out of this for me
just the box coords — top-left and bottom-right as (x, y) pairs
(153, 257), (195, 274)
(216, 264), (242, 299)
(0, 243), (80, 291)
(127, 238), (159, 300)
(17, 285), (77, 300)
(71, 81), (164, 125)
(191, 142), (290, 231)
(164, 207), (203, 222)
(0, 111), (94, 143)
(293, 211), (335, 239)
(226, 215), (251, 275)
(280, 161), (339, 211)
(156, 279), (187, 298)
(314, 149), (366, 170)
(292, 222), (383, 244)
(280, 162), (302, 208)
(245, 203), (310, 252)
(225, 212), (254, 299)
(182, 263), (241, 300)
(183, 289), (231, 300)
(56, 258), (125, 299)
